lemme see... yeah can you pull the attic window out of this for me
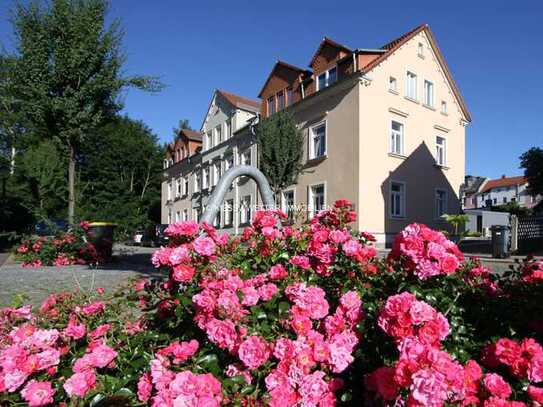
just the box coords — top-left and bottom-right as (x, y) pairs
(418, 42), (424, 58)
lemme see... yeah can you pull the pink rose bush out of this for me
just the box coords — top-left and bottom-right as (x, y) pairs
(3, 199), (543, 405)
(15, 222), (99, 267)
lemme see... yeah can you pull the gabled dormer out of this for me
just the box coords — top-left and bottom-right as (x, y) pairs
(258, 60), (312, 117)
(201, 89), (260, 151)
(308, 37), (354, 94)
(165, 129), (202, 167)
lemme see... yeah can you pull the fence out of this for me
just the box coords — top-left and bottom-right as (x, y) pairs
(516, 216), (543, 253)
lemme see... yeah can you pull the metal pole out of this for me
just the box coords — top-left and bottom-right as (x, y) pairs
(200, 165), (276, 226)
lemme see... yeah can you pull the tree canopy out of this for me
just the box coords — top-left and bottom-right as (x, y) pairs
(520, 147), (543, 198)
(256, 111), (304, 195)
(9, 0), (162, 222)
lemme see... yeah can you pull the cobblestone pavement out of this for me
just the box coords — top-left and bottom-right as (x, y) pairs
(0, 245), (164, 308)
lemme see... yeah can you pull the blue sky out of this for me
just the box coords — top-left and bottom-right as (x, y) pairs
(1, 0), (542, 179)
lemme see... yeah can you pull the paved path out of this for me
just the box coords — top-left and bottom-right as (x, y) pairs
(0, 252), (8, 267)
(0, 245), (164, 308)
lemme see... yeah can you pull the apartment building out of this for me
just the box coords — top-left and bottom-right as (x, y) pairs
(475, 175), (540, 209)
(258, 23), (471, 245)
(162, 23), (472, 245)
(162, 90), (261, 232)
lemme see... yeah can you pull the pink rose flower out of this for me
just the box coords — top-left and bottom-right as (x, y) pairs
(172, 264), (196, 282)
(238, 335), (271, 370)
(137, 372), (152, 402)
(483, 373), (512, 399)
(193, 236), (216, 257)
(63, 370), (96, 398)
(21, 380), (55, 407)
(269, 264), (288, 280)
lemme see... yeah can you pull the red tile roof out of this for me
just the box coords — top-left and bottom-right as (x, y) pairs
(309, 37), (352, 67)
(217, 89), (260, 111)
(257, 60), (312, 97)
(481, 176), (527, 193)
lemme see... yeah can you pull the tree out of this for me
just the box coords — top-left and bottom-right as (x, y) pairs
(172, 119), (193, 138)
(78, 116), (163, 237)
(520, 147), (543, 198)
(10, 0), (162, 224)
(256, 111), (304, 196)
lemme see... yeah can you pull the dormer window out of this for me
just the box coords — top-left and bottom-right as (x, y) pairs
(317, 66), (337, 91)
(287, 87), (293, 106)
(277, 90), (285, 110)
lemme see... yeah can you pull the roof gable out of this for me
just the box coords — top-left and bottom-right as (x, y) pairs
(361, 24), (471, 122)
(309, 37), (352, 68)
(200, 89), (259, 131)
(258, 60), (311, 98)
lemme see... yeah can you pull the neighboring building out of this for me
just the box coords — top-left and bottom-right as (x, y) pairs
(161, 90), (260, 231)
(258, 23), (471, 245)
(162, 23), (472, 246)
(460, 175), (488, 209)
(475, 175), (541, 209)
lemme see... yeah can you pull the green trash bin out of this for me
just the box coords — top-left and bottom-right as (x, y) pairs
(86, 222), (117, 262)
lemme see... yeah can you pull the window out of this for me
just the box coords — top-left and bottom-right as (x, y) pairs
(389, 76), (397, 92)
(213, 212), (220, 228)
(168, 210), (172, 224)
(240, 150), (251, 166)
(267, 96), (276, 116)
(202, 167), (210, 189)
(240, 195), (251, 224)
(435, 189), (447, 218)
(176, 179), (181, 198)
(167, 182), (172, 201)
(310, 122), (326, 159)
(192, 208), (200, 222)
(224, 199), (234, 226)
(317, 66), (337, 91)
(282, 189), (295, 220)
(214, 125), (222, 146)
(287, 87), (293, 105)
(441, 101), (447, 114)
(390, 181), (405, 218)
(418, 42), (424, 57)
(183, 177), (189, 196)
(212, 162), (220, 187)
(309, 184), (325, 218)
(277, 90), (285, 110)
(224, 155), (234, 172)
(390, 121), (404, 155)
(493, 198), (497, 205)
(175, 211), (180, 223)
(182, 209), (188, 222)
(424, 80), (434, 107)
(435, 136), (446, 166)
(406, 71), (417, 100)
(194, 172), (201, 193)
(164, 159), (168, 169)
(503, 197), (507, 204)
(225, 119), (231, 140)
(206, 131), (213, 150)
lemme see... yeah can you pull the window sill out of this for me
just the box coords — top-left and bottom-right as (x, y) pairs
(404, 96), (419, 104)
(388, 152), (407, 160)
(440, 111), (448, 117)
(423, 104), (435, 111)
(305, 155), (327, 167)
(434, 163), (450, 170)
(390, 215), (406, 220)
(388, 89), (399, 95)
(418, 54), (425, 59)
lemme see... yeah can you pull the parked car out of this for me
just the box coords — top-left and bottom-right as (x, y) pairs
(33, 219), (69, 236)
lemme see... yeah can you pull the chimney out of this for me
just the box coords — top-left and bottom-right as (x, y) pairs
(501, 175), (506, 179)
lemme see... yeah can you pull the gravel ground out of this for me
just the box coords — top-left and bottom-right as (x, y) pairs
(0, 245), (164, 308)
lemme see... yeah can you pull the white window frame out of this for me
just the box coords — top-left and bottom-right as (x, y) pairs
(225, 119), (231, 141)
(282, 188), (296, 219)
(390, 121), (404, 156)
(435, 136), (447, 167)
(175, 178), (181, 198)
(390, 181), (406, 219)
(224, 155), (234, 172)
(214, 125), (222, 146)
(168, 210), (172, 224)
(205, 131), (213, 150)
(167, 182), (172, 201)
(316, 66), (337, 91)
(441, 101), (448, 114)
(309, 121), (327, 159)
(406, 71), (417, 100)
(423, 80), (434, 107)
(194, 172), (201, 193)
(182, 209), (188, 222)
(389, 76), (398, 93)
(308, 183), (326, 219)
(202, 167), (210, 190)
(175, 211), (180, 223)
(240, 150), (251, 166)
(435, 189), (448, 219)
(212, 162), (220, 187)
(224, 199), (234, 226)
(240, 195), (252, 224)
(183, 177), (189, 196)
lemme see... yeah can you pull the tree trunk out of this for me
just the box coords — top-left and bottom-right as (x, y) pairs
(10, 145), (15, 175)
(68, 145), (76, 224)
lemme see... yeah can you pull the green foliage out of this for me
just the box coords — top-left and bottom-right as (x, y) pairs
(492, 200), (533, 217)
(172, 118), (193, 137)
(257, 110), (304, 194)
(443, 213), (469, 237)
(78, 116), (164, 238)
(520, 147), (543, 198)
